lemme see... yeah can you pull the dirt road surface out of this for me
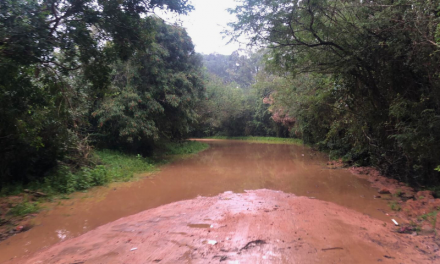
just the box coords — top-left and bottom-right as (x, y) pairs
(10, 190), (438, 264)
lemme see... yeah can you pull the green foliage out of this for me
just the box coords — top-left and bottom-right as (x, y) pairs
(159, 141), (209, 155)
(195, 74), (251, 136)
(94, 18), (205, 150)
(1, 0), (193, 69)
(418, 211), (438, 227)
(228, 0), (440, 185)
(24, 149), (155, 194)
(195, 54), (288, 138)
(3, 0), (440, 194)
(8, 200), (40, 217)
(43, 165), (110, 194)
(56, 142), (208, 189)
(389, 201), (402, 211)
(94, 150), (155, 182)
(0, 184), (24, 197)
(1, 140), (208, 197)
(0, 0), (202, 187)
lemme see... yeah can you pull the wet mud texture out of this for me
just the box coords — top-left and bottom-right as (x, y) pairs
(0, 140), (395, 262)
(351, 167), (440, 231)
(12, 190), (437, 264)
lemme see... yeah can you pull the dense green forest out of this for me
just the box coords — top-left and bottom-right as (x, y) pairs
(225, 0), (440, 186)
(0, 0), (204, 191)
(1, 0), (440, 193)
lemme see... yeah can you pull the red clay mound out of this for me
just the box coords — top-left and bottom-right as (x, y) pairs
(14, 190), (438, 264)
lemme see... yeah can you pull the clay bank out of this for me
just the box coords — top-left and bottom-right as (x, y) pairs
(1, 140), (439, 263)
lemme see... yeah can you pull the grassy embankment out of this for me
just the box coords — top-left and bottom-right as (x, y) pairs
(207, 136), (303, 145)
(0, 141), (208, 218)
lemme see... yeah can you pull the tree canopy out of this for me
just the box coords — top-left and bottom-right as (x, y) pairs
(0, 0), (200, 185)
(94, 18), (205, 150)
(226, 0), (440, 184)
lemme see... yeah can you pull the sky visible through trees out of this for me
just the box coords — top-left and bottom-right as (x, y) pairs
(157, 0), (240, 54)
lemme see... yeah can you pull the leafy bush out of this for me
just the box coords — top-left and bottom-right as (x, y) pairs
(0, 0), (198, 190)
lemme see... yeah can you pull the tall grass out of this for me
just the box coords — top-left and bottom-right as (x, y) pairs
(97, 149), (155, 182)
(7, 199), (40, 216)
(159, 141), (210, 155)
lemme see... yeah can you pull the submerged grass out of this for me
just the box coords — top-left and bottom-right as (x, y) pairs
(418, 210), (438, 227)
(389, 201), (402, 211)
(7, 200), (40, 217)
(96, 149), (156, 182)
(0, 140), (208, 240)
(207, 136), (303, 145)
(158, 140), (210, 155)
(0, 141), (209, 198)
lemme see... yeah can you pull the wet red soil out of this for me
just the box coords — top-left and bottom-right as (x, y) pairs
(2, 140), (440, 263)
(350, 167), (440, 231)
(14, 190), (438, 264)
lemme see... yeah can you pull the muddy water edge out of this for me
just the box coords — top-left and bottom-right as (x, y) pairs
(0, 139), (397, 263)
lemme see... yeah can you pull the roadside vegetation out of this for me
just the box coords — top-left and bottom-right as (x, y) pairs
(157, 141), (210, 156)
(196, 0), (440, 189)
(1, 141), (208, 197)
(0, 141), (207, 241)
(1, 0), (204, 191)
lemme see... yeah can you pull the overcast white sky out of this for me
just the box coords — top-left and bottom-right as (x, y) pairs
(159, 0), (241, 55)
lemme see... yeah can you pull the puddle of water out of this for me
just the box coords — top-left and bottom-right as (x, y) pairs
(187, 224), (211, 229)
(0, 140), (395, 263)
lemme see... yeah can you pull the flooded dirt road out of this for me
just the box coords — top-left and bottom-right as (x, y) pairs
(20, 190), (433, 264)
(0, 140), (396, 263)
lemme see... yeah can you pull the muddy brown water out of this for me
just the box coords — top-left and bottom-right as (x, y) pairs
(0, 139), (396, 263)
